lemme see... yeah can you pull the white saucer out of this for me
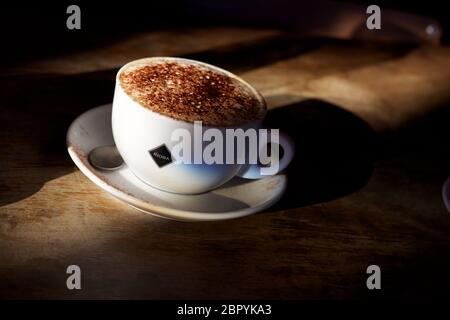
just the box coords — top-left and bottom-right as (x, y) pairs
(66, 104), (287, 221)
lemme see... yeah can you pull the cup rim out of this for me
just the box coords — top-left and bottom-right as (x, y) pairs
(115, 56), (267, 128)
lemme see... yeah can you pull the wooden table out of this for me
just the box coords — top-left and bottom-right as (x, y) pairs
(1, 27), (450, 299)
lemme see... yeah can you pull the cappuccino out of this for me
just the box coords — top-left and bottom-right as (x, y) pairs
(112, 57), (294, 194)
(118, 58), (266, 126)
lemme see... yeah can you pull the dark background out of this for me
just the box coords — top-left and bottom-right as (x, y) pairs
(0, 0), (448, 63)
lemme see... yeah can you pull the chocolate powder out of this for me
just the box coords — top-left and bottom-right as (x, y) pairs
(119, 60), (266, 126)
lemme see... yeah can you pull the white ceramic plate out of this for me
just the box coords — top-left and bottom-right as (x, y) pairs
(66, 104), (287, 221)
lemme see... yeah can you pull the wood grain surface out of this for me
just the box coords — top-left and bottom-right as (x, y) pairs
(1, 27), (450, 299)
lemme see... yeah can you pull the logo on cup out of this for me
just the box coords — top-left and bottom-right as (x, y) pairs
(149, 144), (173, 168)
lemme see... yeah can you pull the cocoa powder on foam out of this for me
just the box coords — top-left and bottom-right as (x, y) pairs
(118, 60), (266, 126)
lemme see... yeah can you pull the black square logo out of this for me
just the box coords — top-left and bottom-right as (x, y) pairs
(149, 144), (173, 168)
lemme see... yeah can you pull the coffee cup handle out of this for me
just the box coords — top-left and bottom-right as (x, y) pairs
(237, 131), (295, 179)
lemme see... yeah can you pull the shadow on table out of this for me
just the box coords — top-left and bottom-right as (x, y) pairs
(265, 97), (376, 212)
(0, 70), (116, 207)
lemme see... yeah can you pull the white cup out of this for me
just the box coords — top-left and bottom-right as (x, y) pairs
(112, 57), (294, 194)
